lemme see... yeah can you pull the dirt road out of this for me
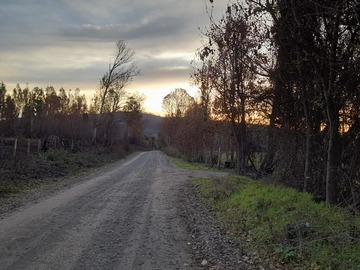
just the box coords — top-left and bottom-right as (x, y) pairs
(0, 151), (230, 270)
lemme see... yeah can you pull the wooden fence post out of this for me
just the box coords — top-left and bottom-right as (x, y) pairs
(217, 146), (221, 170)
(13, 138), (18, 157)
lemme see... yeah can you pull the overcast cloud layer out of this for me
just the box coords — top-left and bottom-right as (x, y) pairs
(0, 0), (228, 114)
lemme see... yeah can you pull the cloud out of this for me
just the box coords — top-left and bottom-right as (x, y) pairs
(61, 14), (187, 43)
(0, 0), (229, 113)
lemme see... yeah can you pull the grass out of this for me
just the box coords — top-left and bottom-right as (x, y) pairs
(194, 176), (360, 269)
(172, 158), (208, 171)
(0, 184), (25, 194)
(172, 157), (220, 172)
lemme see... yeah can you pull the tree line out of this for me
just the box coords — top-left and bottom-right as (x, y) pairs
(0, 40), (144, 152)
(161, 0), (360, 207)
(0, 81), (143, 150)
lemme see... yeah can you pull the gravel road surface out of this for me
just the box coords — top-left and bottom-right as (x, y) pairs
(0, 151), (260, 270)
(0, 151), (221, 269)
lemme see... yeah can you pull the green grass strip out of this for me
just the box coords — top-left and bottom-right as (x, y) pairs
(194, 176), (360, 269)
(172, 157), (218, 171)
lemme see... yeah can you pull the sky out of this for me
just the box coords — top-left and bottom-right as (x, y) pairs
(0, 0), (229, 115)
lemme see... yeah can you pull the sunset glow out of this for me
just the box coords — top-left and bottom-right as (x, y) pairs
(0, 0), (228, 115)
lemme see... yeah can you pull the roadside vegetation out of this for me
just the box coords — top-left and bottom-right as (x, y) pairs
(194, 175), (360, 269)
(0, 146), (133, 194)
(164, 145), (220, 172)
(172, 157), (218, 172)
(0, 40), (151, 197)
(170, 157), (360, 269)
(160, 0), (360, 210)
(160, 1), (360, 266)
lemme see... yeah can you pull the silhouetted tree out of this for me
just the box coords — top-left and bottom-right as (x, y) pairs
(0, 81), (6, 122)
(162, 88), (195, 118)
(92, 40), (139, 143)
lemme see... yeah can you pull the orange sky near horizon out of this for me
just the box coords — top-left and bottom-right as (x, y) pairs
(4, 79), (200, 117)
(0, 1), (229, 116)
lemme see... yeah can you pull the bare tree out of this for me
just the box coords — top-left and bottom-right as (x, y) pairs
(249, 0), (360, 205)
(92, 40), (139, 143)
(162, 88), (195, 117)
(196, 4), (262, 174)
(0, 81), (6, 121)
(161, 88), (195, 149)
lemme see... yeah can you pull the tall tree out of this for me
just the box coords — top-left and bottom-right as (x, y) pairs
(123, 94), (145, 145)
(44, 86), (61, 116)
(2, 95), (18, 136)
(68, 88), (87, 115)
(162, 88), (195, 117)
(196, 4), (262, 173)
(250, 0), (360, 204)
(161, 88), (195, 148)
(92, 40), (139, 143)
(12, 84), (31, 118)
(123, 94), (144, 113)
(0, 81), (6, 121)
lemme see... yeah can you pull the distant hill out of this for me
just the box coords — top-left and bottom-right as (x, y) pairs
(142, 114), (163, 136)
(87, 112), (163, 137)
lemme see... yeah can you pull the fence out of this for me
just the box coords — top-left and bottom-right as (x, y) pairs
(0, 137), (43, 158)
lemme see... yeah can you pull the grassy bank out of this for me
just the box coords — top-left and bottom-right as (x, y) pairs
(193, 176), (360, 269)
(172, 157), (219, 171)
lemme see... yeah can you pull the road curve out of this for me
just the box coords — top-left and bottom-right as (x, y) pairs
(0, 151), (200, 270)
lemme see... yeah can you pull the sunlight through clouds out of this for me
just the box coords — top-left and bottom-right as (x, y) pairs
(0, 0), (229, 115)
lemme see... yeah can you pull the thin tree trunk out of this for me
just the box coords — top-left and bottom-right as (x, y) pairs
(92, 126), (98, 144)
(13, 138), (17, 157)
(304, 132), (313, 193)
(231, 145), (234, 162)
(297, 49), (314, 193)
(27, 138), (31, 155)
(326, 100), (340, 205)
(92, 110), (102, 144)
(240, 100), (246, 173)
(203, 134), (207, 165)
(217, 146), (221, 170)
(225, 145), (229, 161)
(325, 0), (342, 205)
(236, 142), (242, 174)
(301, 85), (317, 193)
(260, 107), (277, 175)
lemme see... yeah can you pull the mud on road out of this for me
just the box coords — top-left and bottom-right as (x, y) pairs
(0, 151), (256, 270)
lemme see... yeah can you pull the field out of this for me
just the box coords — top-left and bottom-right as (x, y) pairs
(0, 137), (132, 194)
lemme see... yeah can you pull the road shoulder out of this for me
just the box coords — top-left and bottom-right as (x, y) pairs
(178, 178), (263, 270)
